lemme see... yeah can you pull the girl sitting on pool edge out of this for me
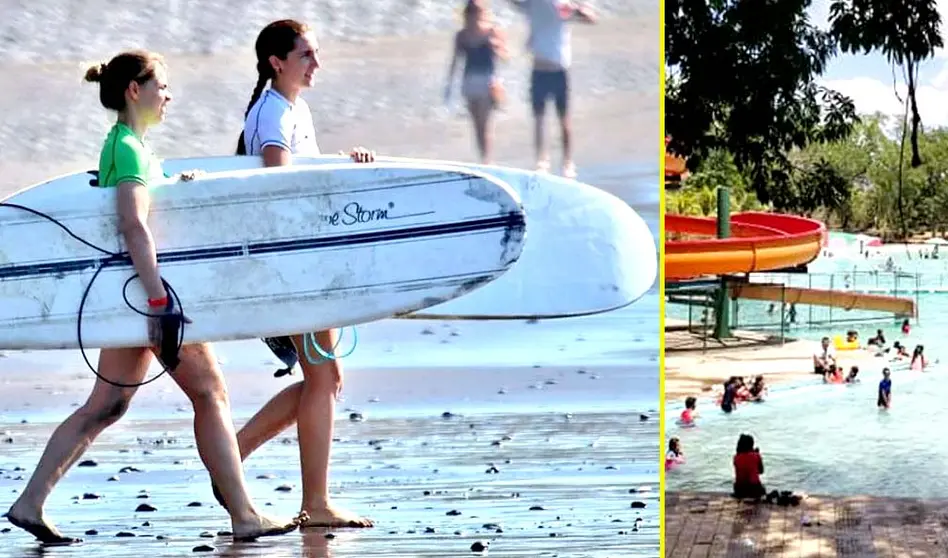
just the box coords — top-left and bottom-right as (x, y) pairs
(733, 434), (766, 501)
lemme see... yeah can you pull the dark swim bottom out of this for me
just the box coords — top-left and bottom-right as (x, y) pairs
(530, 69), (569, 117)
(263, 336), (299, 372)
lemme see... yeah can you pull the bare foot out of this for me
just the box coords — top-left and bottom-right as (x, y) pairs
(7, 505), (81, 545)
(232, 513), (302, 542)
(300, 503), (373, 528)
(561, 161), (577, 179)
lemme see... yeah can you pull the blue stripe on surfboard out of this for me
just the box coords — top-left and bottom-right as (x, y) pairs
(0, 213), (525, 281)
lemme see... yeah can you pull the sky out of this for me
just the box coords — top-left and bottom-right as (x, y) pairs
(813, 0), (948, 128)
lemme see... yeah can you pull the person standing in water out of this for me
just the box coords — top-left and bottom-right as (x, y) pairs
(220, 19), (374, 529)
(445, 0), (509, 163)
(506, 0), (596, 178)
(6, 50), (300, 545)
(878, 368), (892, 409)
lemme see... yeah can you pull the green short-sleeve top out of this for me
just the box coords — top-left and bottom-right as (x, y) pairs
(97, 122), (167, 188)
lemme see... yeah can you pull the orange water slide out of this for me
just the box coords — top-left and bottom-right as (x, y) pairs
(665, 212), (826, 280)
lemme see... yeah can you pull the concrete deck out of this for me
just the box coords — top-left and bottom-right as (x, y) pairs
(666, 491), (948, 557)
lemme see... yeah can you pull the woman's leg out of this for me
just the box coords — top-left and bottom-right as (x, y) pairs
(467, 97), (492, 164)
(169, 343), (300, 540)
(7, 347), (151, 544)
(235, 381), (304, 460)
(292, 331), (372, 528)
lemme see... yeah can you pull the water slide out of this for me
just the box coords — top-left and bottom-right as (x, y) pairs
(665, 212), (826, 280)
(666, 212), (916, 316)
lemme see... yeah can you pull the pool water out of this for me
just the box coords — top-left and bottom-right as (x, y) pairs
(666, 232), (948, 497)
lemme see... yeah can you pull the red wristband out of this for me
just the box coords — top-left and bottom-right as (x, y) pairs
(148, 296), (168, 308)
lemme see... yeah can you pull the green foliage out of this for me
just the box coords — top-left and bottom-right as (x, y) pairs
(665, 0), (859, 207)
(667, 150), (765, 216)
(828, 0), (942, 168)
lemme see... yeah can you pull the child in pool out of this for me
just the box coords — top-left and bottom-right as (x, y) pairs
(910, 345), (928, 371)
(902, 319), (911, 335)
(748, 376), (767, 401)
(720, 377), (738, 413)
(733, 434), (765, 500)
(665, 438), (685, 471)
(878, 368), (892, 409)
(679, 396), (698, 426)
(845, 366), (860, 384)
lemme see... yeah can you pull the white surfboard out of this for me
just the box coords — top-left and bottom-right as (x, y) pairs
(162, 156), (656, 319)
(0, 163), (526, 350)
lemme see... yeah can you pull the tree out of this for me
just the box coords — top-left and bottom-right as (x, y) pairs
(665, 0), (859, 209)
(828, 0), (942, 169)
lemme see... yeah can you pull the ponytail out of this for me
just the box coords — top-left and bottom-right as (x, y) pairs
(235, 66), (272, 155)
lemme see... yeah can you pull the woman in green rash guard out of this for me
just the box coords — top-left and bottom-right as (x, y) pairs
(5, 50), (302, 545)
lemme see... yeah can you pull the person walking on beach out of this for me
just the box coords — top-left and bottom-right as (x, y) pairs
(221, 19), (374, 529)
(445, 0), (510, 163)
(506, 0), (596, 178)
(878, 368), (892, 409)
(6, 50), (301, 545)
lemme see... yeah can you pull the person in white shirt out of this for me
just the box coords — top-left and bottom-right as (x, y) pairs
(507, 0), (596, 178)
(813, 336), (836, 375)
(221, 19), (375, 529)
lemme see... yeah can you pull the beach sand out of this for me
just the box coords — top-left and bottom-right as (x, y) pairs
(0, 1), (659, 555)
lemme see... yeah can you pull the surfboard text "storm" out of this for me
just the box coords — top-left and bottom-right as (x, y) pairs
(323, 201), (395, 226)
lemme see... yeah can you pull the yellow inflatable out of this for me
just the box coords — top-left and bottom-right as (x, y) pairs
(833, 335), (859, 351)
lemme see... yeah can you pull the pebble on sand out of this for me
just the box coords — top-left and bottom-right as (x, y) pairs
(84, 529), (98, 535)
(82, 493), (101, 500)
(193, 545), (214, 552)
(446, 509), (462, 516)
(470, 540), (489, 552)
(630, 501), (646, 508)
(77, 459), (97, 467)
(136, 503), (157, 512)
(275, 484), (293, 492)
(349, 412), (364, 422)
(529, 505), (545, 511)
(116, 531), (136, 537)
(187, 501), (202, 507)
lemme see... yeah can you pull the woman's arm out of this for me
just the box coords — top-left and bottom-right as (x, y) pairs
(116, 181), (166, 301)
(445, 33), (462, 100)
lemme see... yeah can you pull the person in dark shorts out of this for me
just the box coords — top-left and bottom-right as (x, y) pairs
(813, 336), (836, 375)
(720, 377), (737, 413)
(878, 368), (892, 409)
(507, 0), (596, 178)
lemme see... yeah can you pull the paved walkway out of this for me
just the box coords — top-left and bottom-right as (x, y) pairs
(666, 491), (948, 557)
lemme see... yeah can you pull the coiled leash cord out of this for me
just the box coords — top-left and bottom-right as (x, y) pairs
(0, 202), (185, 388)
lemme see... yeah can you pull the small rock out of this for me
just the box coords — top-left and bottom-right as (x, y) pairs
(187, 501), (202, 507)
(470, 540), (489, 552)
(217, 530), (232, 536)
(325, 533), (336, 539)
(529, 505), (545, 511)
(136, 503), (157, 512)
(137, 494), (149, 499)
(630, 501), (646, 508)
(485, 465), (500, 474)
(141, 522), (151, 527)
(199, 531), (214, 538)
(84, 529), (98, 535)
(77, 460), (97, 468)
(349, 412), (364, 422)
(639, 414), (648, 421)
(275, 484), (293, 492)
(119, 466), (143, 474)
(192, 545), (214, 552)
(82, 493), (101, 500)
(549, 533), (558, 537)
(116, 531), (135, 537)
(425, 527), (436, 533)
(156, 535), (169, 540)
(441, 411), (456, 419)
(256, 474), (275, 479)
(446, 509), (462, 516)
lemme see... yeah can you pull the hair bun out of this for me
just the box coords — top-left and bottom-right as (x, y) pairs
(84, 62), (108, 83)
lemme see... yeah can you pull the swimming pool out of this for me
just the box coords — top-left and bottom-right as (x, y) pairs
(665, 361), (948, 498)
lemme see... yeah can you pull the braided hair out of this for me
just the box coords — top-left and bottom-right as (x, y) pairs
(235, 19), (310, 155)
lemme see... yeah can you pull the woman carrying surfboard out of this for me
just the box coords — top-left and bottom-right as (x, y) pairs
(215, 19), (374, 529)
(6, 50), (302, 545)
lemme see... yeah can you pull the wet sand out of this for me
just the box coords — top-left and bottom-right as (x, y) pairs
(0, 363), (658, 557)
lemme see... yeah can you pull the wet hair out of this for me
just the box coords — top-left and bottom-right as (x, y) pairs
(684, 396), (696, 410)
(235, 19), (310, 155)
(84, 50), (164, 112)
(668, 437), (680, 454)
(464, 0), (484, 20)
(736, 434), (755, 453)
